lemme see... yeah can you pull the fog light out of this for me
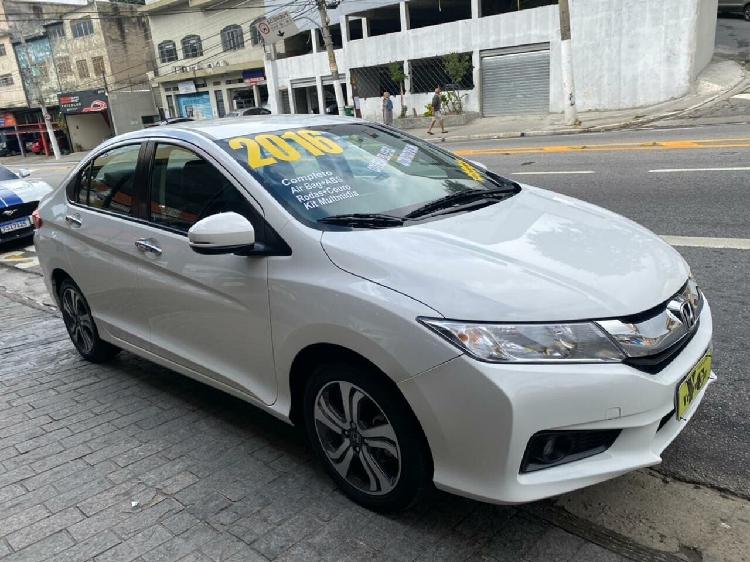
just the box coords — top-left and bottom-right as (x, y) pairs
(520, 429), (621, 473)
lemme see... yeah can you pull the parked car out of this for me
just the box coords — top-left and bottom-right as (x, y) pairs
(718, 0), (750, 20)
(0, 134), (22, 157)
(0, 165), (53, 244)
(146, 117), (195, 128)
(34, 116), (714, 512)
(30, 130), (70, 155)
(225, 107), (272, 117)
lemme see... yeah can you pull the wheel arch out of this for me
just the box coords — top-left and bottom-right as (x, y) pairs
(50, 267), (74, 304)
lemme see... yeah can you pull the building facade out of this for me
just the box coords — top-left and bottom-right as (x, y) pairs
(262, 0), (718, 121)
(142, 0), (268, 120)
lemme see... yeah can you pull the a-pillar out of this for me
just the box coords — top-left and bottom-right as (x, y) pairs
(316, 75), (325, 115)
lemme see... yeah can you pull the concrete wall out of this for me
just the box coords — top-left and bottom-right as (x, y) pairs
(693, 0), (718, 80)
(98, 2), (154, 89)
(0, 34), (27, 108)
(108, 90), (158, 134)
(66, 112), (111, 151)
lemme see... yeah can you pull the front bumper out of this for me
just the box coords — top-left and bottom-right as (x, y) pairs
(399, 301), (715, 504)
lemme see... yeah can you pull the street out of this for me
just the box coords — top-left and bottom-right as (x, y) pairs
(1, 122), (749, 561)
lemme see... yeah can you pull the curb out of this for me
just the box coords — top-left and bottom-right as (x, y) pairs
(426, 64), (748, 144)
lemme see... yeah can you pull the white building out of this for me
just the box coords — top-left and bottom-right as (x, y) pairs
(263, 0), (718, 121)
(141, 0), (269, 119)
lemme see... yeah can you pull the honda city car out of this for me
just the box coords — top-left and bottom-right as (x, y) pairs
(34, 116), (715, 511)
(0, 165), (53, 244)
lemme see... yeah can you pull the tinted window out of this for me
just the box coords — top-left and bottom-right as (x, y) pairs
(148, 144), (256, 233)
(78, 144), (140, 216)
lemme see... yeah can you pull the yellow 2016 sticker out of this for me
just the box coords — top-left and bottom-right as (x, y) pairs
(228, 129), (344, 170)
(457, 160), (484, 182)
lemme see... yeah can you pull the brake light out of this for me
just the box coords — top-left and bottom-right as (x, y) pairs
(31, 209), (43, 229)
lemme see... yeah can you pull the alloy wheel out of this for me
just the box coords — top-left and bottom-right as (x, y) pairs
(313, 380), (402, 495)
(60, 286), (96, 355)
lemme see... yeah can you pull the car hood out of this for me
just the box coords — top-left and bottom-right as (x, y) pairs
(320, 186), (689, 321)
(0, 179), (53, 207)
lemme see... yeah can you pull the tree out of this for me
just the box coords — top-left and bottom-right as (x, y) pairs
(388, 62), (408, 118)
(442, 52), (472, 114)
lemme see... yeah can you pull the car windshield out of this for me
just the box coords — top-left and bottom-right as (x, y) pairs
(0, 166), (18, 181)
(215, 123), (517, 228)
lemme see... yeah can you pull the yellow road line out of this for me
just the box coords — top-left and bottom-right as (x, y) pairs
(455, 137), (750, 156)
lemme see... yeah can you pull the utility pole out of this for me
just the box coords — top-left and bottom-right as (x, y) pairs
(558, 0), (578, 126)
(13, 27), (61, 159)
(315, 0), (345, 116)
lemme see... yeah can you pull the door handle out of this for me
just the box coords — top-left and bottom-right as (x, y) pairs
(64, 214), (82, 227)
(134, 238), (162, 256)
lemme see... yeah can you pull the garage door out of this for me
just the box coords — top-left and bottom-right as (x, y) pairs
(481, 48), (550, 116)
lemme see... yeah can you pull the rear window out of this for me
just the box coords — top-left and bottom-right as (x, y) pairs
(216, 123), (503, 227)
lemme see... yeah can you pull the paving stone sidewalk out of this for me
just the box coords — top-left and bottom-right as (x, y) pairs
(0, 293), (631, 561)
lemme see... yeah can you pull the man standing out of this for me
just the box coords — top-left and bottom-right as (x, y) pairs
(382, 91), (394, 126)
(426, 86), (447, 135)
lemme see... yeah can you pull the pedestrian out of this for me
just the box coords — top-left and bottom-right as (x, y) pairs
(382, 91), (394, 126)
(426, 86), (447, 135)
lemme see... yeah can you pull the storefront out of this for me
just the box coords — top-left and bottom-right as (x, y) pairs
(58, 89), (114, 152)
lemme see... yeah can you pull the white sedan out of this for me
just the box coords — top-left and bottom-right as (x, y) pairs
(34, 116), (714, 511)
(0, 165), (53, 244)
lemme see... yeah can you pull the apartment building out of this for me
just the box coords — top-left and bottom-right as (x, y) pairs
(142, 0), (268, 119)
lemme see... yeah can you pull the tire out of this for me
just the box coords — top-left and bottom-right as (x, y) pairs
(58, 279), (120, 363)
(303, 360), (431, 512)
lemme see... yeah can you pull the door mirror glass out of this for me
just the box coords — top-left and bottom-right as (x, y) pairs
(17, 168), (31, 178)
(188, 212), (255, 255)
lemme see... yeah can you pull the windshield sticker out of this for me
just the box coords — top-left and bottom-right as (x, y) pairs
(227, 130), (344, 170)
(282, 171), (360, 210)
(396, 144), (418, 167)
(367, 145), (397, 173)
(457, 160), (484, 182)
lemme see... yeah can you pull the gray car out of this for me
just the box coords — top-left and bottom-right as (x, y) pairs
(718, 0), (750, 20)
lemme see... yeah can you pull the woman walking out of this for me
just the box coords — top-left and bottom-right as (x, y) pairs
(382, 92), (394, 126)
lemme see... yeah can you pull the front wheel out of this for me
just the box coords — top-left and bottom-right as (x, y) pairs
(58, 279), (120, 363)
(303, 361), (431, 512)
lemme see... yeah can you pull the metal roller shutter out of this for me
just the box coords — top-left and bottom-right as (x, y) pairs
(481, 49), (550, 116)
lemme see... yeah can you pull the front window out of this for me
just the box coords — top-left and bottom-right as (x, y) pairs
(77, 144), (141, 217)
(216, 123), (517, 228)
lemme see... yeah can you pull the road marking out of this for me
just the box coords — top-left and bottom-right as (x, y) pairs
(731, 93), (750, 101)
(649, 167), (750, 173)
(0, 246), (39, 269)
(512, 171), (595, 176)
(660, 236), (750, 250)
(455, 137), (750, 157)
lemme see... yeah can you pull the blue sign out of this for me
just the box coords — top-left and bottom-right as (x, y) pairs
(176, 92), (213, 120)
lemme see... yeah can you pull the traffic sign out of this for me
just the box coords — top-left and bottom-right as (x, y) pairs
(254, 12), (300, 45)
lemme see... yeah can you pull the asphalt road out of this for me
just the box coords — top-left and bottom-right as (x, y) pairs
(446, 123), (750, 499)
(2, 122), (749, 500)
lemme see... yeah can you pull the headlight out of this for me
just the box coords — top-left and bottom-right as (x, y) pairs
(418, 318), (625, 363)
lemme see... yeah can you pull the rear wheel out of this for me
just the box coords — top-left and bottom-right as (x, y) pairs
(58, 279), (120, 363)
(303, 361), (431, 512)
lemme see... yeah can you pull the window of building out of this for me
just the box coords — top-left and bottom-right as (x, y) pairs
(37, 62), (49, 81)
(0, 74), (13, 87)
(481, 0), (558, 17)
(350, 64), (400, 98)
(0, 44), (6, 57)
(354, 4), (401, 37)
(32, 5), (43, 19)
(147, 144), (257, 233)
(409, 53), (474, 93)
(71, 16), (94, 38)
(56, 57), (72, 76)
(77, 144), (141, 217)
(158, 40), (178, 63)
(47, 23), (65, 39)
(249, 25), (261, 46)
(76, 59), (90, 79)
(348, 18), (363, 41)
(181, 35), (202, 58)
(221, 25), (244, 51)
(92, 56), (106, 77)
(408, 0), (471, 29)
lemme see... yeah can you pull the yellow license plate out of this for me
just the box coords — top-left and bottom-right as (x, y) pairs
(676, 350), (712, 420)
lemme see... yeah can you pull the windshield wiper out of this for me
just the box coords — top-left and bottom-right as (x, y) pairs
(403, 187), (517, 219)
(317, 213), (405, 228)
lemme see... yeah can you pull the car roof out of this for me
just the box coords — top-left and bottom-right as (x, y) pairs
(113, 115), (361, 146)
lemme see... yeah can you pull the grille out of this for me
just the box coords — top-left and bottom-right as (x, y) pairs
(0, 201), (38, 219)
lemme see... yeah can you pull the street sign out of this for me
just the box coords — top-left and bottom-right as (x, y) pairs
(254, 11), (300, 44)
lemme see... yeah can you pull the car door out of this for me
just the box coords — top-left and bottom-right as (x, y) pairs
(133, 140), (277, 405)
(62, 142), (152, 349)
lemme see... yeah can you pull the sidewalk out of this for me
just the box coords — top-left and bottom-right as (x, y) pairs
(0, 151), (87, 167)
(421, 59), (748, 143)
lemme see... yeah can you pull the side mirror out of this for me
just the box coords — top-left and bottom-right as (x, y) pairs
(468, 159), (487, 170)
(188, 212), (255, 255)
(17, 168), (31, 178)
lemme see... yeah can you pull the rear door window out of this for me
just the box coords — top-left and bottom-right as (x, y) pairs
(77, 144), (141, 217)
